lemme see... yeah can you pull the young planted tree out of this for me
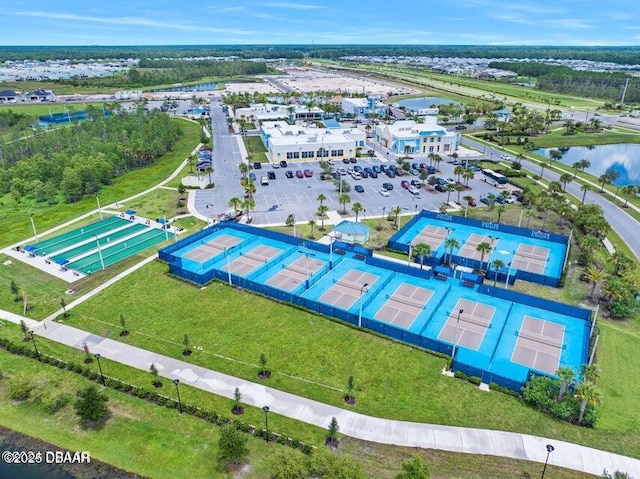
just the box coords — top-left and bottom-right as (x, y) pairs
(326, 417), (340, 447)
(232, 386), (244, 415)
(555, 366), (576, 402)
(490, 259), (505, 286)
(228, 197), (242, 217)
(345, 375), (356, 404)
(74, 384), (109, 427)
(19, 319), (30, 342)
(258, 353), (270, 379)
(317, 205), (329, 231)
(308, 219), (317, 239)
(149, 363), (162, 388)
(621, 185), (637, 208)
(575, 381), (601, 424)
(82, 342), (93, 364)
(396, 455), (431, 479)
(338, 194), (351, 215)
(584, 266), (607, 300)
(495, 204), (506, 224)
(182, 333), (192, 356)
(413, 243), (431, 269)
(10, 280), (20, 303)
(443, 237), (459, 265)
(119, 313), (129, 337)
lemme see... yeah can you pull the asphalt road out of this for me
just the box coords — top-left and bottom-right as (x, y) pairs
(462, 136), (640, 259)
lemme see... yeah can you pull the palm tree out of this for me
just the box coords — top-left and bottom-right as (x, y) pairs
(495, 205), (506, 224)
(316, 193), (326, 207)
(476, 241), (493, 273)
(580, 363), (601, 383)
(549, 149), (562, 162)
(454, 184), (465, 204)
(559, 173), (573, 192)
(539, 161), (551, 179)
(205, 166), (214, 186)
(338, 194), (351, 215)
(238, 162), (249, 179)
(317, 205), (328, 231)
(490, 259), (505, 286)
(433, 155), (442, 171)
(444, 237), (459, 265)
(352, 202), (364, 222)
(598, 172), (612, 192)
(228, 197), (242, 217)
(413, 243), (431, 269)
(445, 183), (456, 203)
(453, 165), (464, 183)
(556, 201), (573, 227)
(524, 209), (535, 229)
(584, 266), (607, 300)
(580, 184), (590, 204)
(621, 185), (637, 207)
(462, 169), (474, 187)
(575, 381), (601, 424)
(241, 197), (255, 222)
(391, 206), (402, 229)
(556, 366), (576, 401)
(308, 219), (316, 239)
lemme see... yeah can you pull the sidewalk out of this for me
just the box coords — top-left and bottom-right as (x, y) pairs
(0, 309), (637, 476)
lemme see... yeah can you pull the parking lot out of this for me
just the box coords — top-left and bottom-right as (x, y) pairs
(242, 157), (502, 225)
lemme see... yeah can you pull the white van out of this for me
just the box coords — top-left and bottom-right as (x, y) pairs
(260, 176), (269, 185)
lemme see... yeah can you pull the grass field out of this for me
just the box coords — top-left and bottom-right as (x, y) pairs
(0, 102), (109, 117)
(0, 117), (200, 248)
(0, 346), (595, 479)
(243, 135), (268, 163)
(111, 188), (185, 220)
(62, 258), (640, 458)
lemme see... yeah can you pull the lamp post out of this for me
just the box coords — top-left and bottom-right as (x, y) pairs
(173, 379), (183, 414)
(451, 309), (464, 363)
(407, 243), (413, 266)
(540, 444), (555, 479)
(29, 213), (39, 243)
(28, 331), (40, 360)
(358, 283), (369, 328)
(162, 210), (169, 241)
(225, 247), (232, 285)
(93, 234), (105, 271)
(382, 206), (386, 219)
(292, 214), (296, 239)
(505, 262), (512, 289)
(94, 353), (105, 386)
(262, 406), (270, 443)
(96, 195), (103, 220)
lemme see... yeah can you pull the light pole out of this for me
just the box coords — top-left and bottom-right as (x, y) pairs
(93, 234), (105, 271)
(29, 213), (39, 243)
(28, 331), (40, 360)
(505, 262), (512, 289)
(358, 283), (369, 328)
(328, 233), (335, 269)
(94, 353), (105, 386)
(292, 214), (296, 239)
(225, 247), (232, 285)
(540, 444), (555, 479)
(262, 406), (270, 443)
(162, 210), (169, 241)
(451, 309), (464, 363)
(382, 206), (386, 219)
(205, 203), (215, 225)
(96, 195), (103, 220)
(173, 379), (183, 414)
(407, 243), (413, 266)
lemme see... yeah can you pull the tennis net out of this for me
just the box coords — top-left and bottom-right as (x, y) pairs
(516, 250), (548, 262)
(284, 263), (308, 276)
(454, 313), (490, 327)
(335, 277), (365, 293)
(390, 294), (425, 310)
(244, 251), (268, 262)
(518, 329), (562, 348)
(465, 235), (490, 247)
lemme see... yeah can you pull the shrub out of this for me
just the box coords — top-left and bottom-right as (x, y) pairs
(468, 376), (482, 385)
(7, 374), (35, 401)
(74, 385), (109, 425)
(217, 424), (249, 468)
(453, 371), (467, 380)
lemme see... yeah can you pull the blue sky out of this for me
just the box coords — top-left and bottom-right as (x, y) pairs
(2, 0), (639, 46)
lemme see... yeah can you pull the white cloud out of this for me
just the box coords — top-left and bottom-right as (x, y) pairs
(11, 11), (256, 35)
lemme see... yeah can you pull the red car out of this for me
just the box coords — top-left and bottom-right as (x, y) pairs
(303, 169), (313, 177)
(295, 170), (304, 178)
(467, 198), (477, 207)
(400, 180), (410, 189)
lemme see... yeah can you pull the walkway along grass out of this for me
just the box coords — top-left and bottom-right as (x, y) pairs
(63, 260), (640, 458)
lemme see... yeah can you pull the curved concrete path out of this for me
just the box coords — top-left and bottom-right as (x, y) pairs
(1, 310), (638, 477)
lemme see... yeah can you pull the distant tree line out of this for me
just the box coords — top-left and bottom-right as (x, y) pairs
(489, 61), (640, 102)
(2, 45), (640, 64)
(0, 110), (32, 133)
(0, 109), (181, 203)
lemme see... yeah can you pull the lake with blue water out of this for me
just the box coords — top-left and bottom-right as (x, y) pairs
(395, 96), (460, 109)
(533, 144), (640, 187)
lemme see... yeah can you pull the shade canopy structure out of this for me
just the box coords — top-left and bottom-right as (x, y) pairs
(55, 258), (69, 266)
(125, 209), (136, 215)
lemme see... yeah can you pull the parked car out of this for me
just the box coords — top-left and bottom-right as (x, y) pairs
(353, 165), (363, 172)
(411, 162), (420, 170)
(326, 159), (335, 165)
(425, 166), (437, 174)
(378, 188), (390, 197)
(349, 157), (357, 163)
(386, 170), (396, 178)
(500, 154), (511, 161)
(408, 186), (420, 195)
(351, 172), (362, 180)
(363, 167), (372, 174)
(389, 165), (398, 173)
(467, 198), (477, 207)
(411, 179), (421, 187)
(372, 165), (381, 173)
(295, 170), (304, 178)
(400, 180), (410, 189)
(361, 170), (369, 178)
(409, 168), (419, 176)
(503, 195), (515, 204)
(249, 172), (257, 181)
(445, 177), (456, 185)
(354, 185), (364, 193)
(304, 169), (313, 177)
(280, 160), (288, 167)
(347, 166), (355, 175)
(260, 176), (269, 185)
(480, 197), (491, 205)
(382, 182), (394, 190)
(367, 149), (375, 155)
(495, 195), (505, 204)
(253, 162), (262, 170)
(342, 158), (351, 164)
(435, 184), (447, 192)
(435, 177), (446, 185)
(380, 165), (389, 173)
(332, 172), (340, 180)
(285, 170), (294, 178)
(338, 167), (347, 175)
(455, 125), (467, 130)
(271, 162), (280, 169)
(267, 171), (276, 180)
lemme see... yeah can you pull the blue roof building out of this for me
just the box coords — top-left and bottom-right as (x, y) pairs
(333, 220), (371, 245)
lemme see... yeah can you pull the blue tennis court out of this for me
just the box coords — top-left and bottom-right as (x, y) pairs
(389, 211), (569, 287)
(160, 222), (591, 392)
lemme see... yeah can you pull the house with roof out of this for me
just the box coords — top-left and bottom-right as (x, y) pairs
(0, 89), (19, 103)
(333, 220), (370, 245)
(494, 108), (512, 122)
(374, 118), (459, 156)
(341, 97), (387, 117)
(26, 89), (55, 102)
(235, 103), (324, 123)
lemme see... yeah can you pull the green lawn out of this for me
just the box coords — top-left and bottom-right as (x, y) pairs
(0, 102), (109, 117)
(111, 188), (185, 220)
(243, 135), (268, 163)
(0, 118), (200, 248)
(0, 343), (594, 479)
(63, 260), (640, 458)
